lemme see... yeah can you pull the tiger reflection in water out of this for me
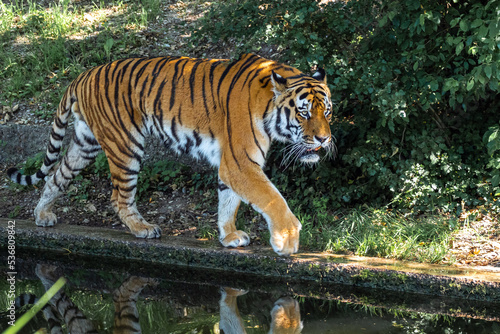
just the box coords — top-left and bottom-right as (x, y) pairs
(219, 288), (303, 334)
(16, 264), (155, 334)
(18, 266), (302, 333)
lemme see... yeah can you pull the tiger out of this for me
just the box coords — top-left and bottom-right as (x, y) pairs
(219, 287), (303, 334)
(18, 264), (154, 334)
(112, 276), (157, 334)
(7, 53), (334, 256)
(32, 264), (97, 334)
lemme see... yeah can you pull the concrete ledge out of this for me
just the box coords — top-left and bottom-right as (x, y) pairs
(1, 218), (500, 303)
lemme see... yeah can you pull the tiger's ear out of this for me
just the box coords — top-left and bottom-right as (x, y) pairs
(312, 68), (327, 84)
(271, 71), (287, 96)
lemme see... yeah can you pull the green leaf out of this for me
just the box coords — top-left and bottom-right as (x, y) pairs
(466, 78), (474, 91)
(455, 42), (464, 55)
(430, 80), (438, 91)
(407, 1), (420, 11)
(487, 129), (500, 155)
(489, 21), (500, 38)
(488, 129), (499, 143)
(484, 65), (492, 79)
(478, 73), (487, 85)
(419, 14), (425, 26)
(492, 174), (500, 187)
(379, 16), (388, 27)
(459, 20), (468, 32)
(4, 278), (67, 334)
(471, 19), (483, 28)
(489, 79), (498, 91)
(478, 25), (488, 38)
(388, 119), (395, 133)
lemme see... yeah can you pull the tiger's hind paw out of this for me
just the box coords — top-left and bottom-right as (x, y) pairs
(220, 230), (250, 248)
(131, 222), (162, 239)
(35, 211), (57, 227)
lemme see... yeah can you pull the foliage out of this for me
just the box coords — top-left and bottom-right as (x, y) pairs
(67, 174), (94, 202)
(3, 0), (498, 262)
(93, 152), (110, 178)
(192, 0), (500, 214)
(8, 205), (21, 218)
(137, 160), (185, 197)
(136, 159), (217, 200)
(484, 123), (500, 197)
(20, 151), (44, 175)
(0, 0), (160, 106)
(298, 207), (457, 263)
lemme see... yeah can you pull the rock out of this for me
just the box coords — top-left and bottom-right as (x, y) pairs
(86, 203), (97, 213)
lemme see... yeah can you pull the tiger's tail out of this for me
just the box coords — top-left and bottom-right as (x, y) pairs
(15, 293), (63, 333)
(7, 92), (73, 186)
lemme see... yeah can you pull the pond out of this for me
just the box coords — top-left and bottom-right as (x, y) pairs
(1, 250), (499, 334)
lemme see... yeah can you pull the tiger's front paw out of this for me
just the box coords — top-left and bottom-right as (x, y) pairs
(220, 230), (250, 248)
(270, 217), (302, 256)
(270, 297), (303, 333)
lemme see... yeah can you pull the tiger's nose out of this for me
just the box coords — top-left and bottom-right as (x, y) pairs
(314, 135), (330, 145)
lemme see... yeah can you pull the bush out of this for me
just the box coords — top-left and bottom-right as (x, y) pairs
(192, 0), (500, 215)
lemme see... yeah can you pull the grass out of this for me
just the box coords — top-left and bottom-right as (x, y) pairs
(298, 206), (458, 263)
(0, 0), (161, 109)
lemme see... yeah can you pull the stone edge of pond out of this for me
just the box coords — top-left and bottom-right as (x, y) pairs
(1, 218), (499, 303)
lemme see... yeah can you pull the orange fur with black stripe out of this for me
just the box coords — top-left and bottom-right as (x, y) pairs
(8, 53), (333, 255)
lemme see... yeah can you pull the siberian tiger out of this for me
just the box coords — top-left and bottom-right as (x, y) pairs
(7, 53), (334, 255)
(219, 287), (303, 334)
(18, 264), (154, 334)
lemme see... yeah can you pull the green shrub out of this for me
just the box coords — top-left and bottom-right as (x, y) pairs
(484, 123), (500, 197)
(192, 0), (500, 215)
(137, 160), (186, 198)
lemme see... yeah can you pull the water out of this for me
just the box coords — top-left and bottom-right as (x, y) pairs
(1, 250), (499, 334)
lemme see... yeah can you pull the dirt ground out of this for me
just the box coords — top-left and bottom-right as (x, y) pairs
(445, 212), (500, 267)
(1, 0), (498, 268)
(0, 166), (212, 238)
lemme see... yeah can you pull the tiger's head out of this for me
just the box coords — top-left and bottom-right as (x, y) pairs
(267, 69), (334, 166)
